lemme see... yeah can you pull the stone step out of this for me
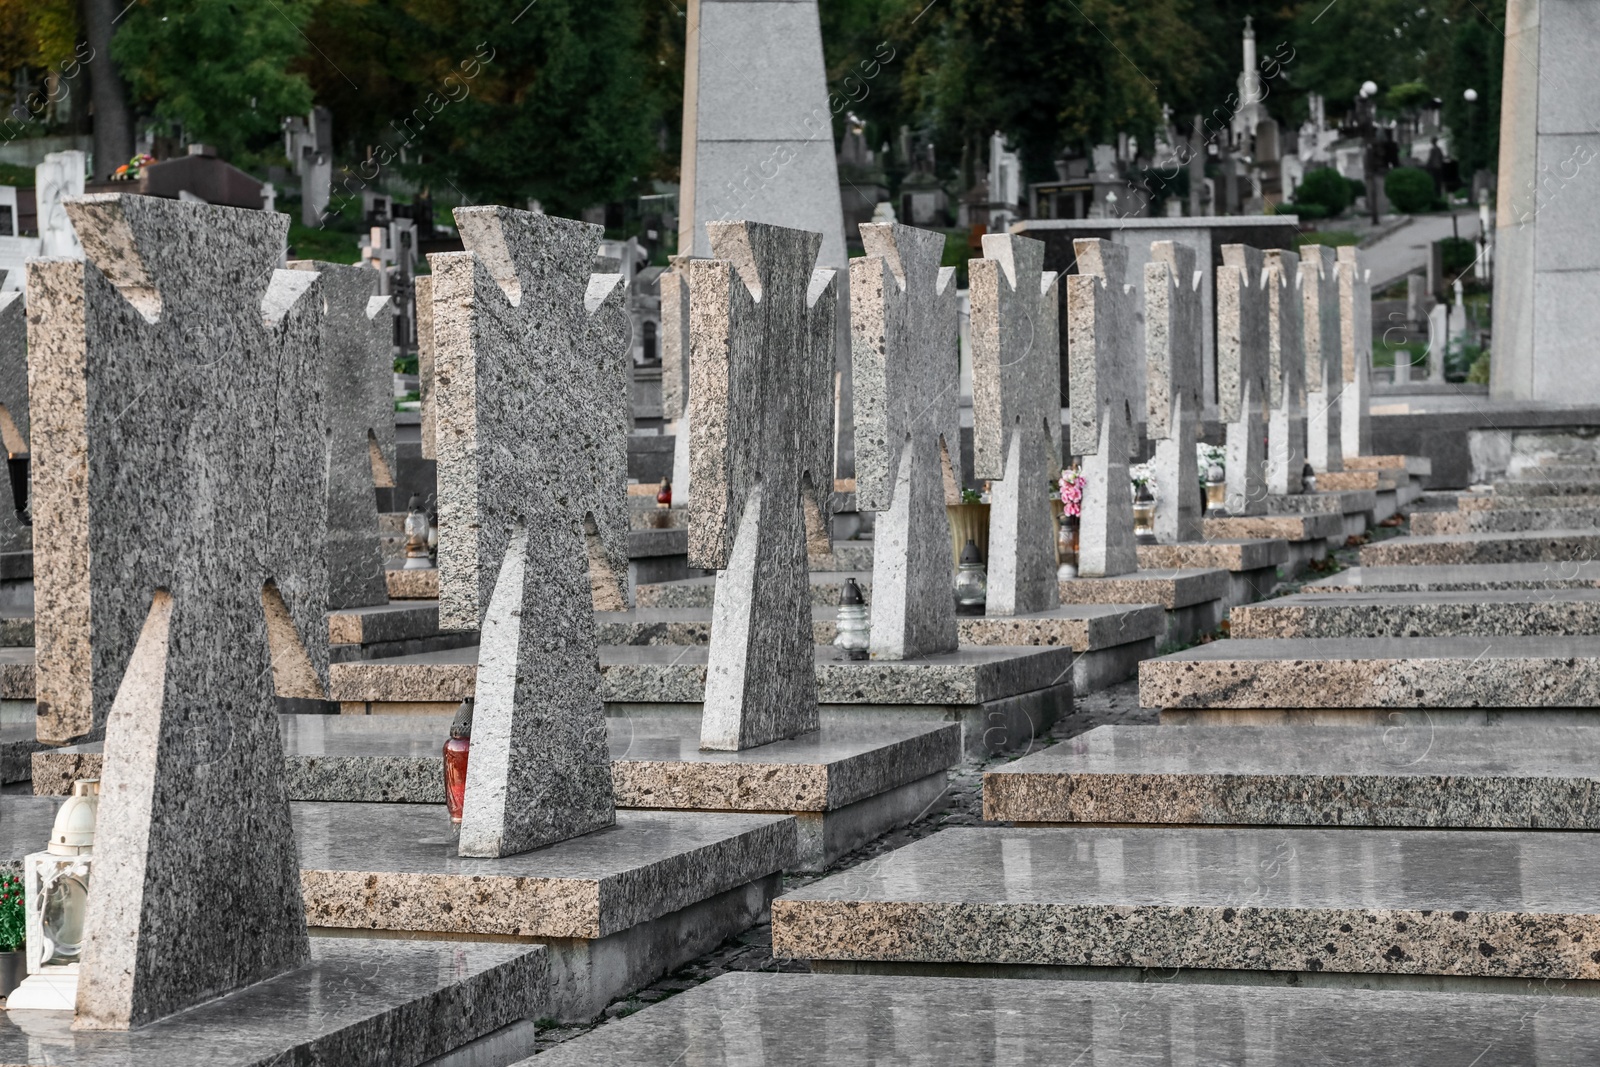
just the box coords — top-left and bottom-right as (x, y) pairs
(1134, 539), (1286, 605)
(1202, 513), (1344, 543)
(1493, 478), (1600, 498)
(1411, 506), (1600, 535)
(1231, 589), (1600, 639)
(1263, 488), (1378, 516)
(1344, 454), (1432, 477)
(1359, 529), (1600, 567)
(526, 971), (1600, 1066)
(1318, 468), (1405, 492)
(985, 723), (1600, 829)
(1461, 491), (1600, 511)
(1139, 636), (1600, 713)
(385, 565), (438, 600)
(771, 825), (1600, 987)
(1304, 561), (1600, 593)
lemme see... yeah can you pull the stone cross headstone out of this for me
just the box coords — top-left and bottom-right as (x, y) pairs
(1218, 244), (1271, 515)
(1144, 241), (1203, 544)
(1427, 298), (1449, 385)
(0, 290), (28, 553)
(35, 151), (85, 260)
(850, 222), (960, 658)
(1264, 249), (1306, 495)
(291, 262), (395, 610)
(1063, 239), (1135, 578)
(689, 220), (836, 750)
(661, 257), (692, 500)
(430, 206), (629, 856)
(29, 194), (328, 1028)
(1337, 245), (1372, 458)
(415, 273), (437, 460)
(972, 234), (1065, 601)
(1299, 245), (1343, 476)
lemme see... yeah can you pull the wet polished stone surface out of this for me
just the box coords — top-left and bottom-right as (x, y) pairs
(1140, 636), (1600, 709)
(986, 723), (1600, 827)
(528, 971), (1600, 1066)
(297, 803), (795, 938)
(1232, 589), (1600, 639)
(1305, 562), (1600, 592)
(771, 825), (1600, 980)
(0, 937), (543, 1066)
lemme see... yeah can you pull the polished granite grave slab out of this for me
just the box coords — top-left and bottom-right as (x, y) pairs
(771, 825), (1600, 983)
(1360, 529), (1600, 567)
(1139, 636), (1600, 710)
(1056, 567), (1228, 610)
(1263, 488), (1378, 516)
(1412, 506), (1600, 536)
(327, 599), (443, 645)
(0, 613), (30, 647)
(1318, 468), (1403, 492)
(526, 971), (1600, 1065)
(1232, 589), (1600, 639)
(0, 646), (33, 699)
(1202, 513), (1343, 543)
(1493, 479), (1600, 498)
(1461, 492), (1600, 511)
(1346, 454), (1432, 476)
(1134, 538), (1287, 571)
(985, 723), (1600, 828)
(384, 566), (439, 600)
(636, 571), (869, 609)
(1305, 561), (1600, 593)
(0, 938), (544, 1066)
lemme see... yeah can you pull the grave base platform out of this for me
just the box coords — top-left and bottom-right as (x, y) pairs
(0, 937), (543, 1067)
(327, 599), (477, 663)
(1202, 513), (1342, 575)
(383, 566), (439, 600)
(772, 825), (1600, 987)
(1058, 568), (1227, 647)
(1231, 589), (1600, 639)
(1359, 528), (1600, 567)
(1305, 561), (1600, 593)
(1135, 539), (1285, 607)
(1412, 505), (1600, 535)
(297, 804), (795, 1023)
(2, 720), (42, 785)
(1264, 489), (1378, 539)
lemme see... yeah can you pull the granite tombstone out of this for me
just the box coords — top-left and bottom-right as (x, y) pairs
(1300, 244), (1343, 475)
(1144, 241), (1204, 544)
(1337, 245), (1373, 458)
(1218, 244), (1271, 515)
(1264, 248), (1306, 495)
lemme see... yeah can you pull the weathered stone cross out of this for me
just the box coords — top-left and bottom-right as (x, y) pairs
(1264, 248), (1306, 494)
(1144, 240), (1204, 544)
(1300, 244), (1344, 475)
(1337, 245), (1373, 459)
(1219, 243), (1271, 515)
(430, 206), (630, 857)
(689, 220), (837, 750)
(850, 222), (960, 657)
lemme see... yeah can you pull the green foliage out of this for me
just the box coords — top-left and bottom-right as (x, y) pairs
(1385, 81), (1434, 113)
(1465, 345), (1491, 384)
(1294, 167), (1352, 217)
(1439, 236), (1477, 278)
(394, 354), (419, 375)
(1385, 166), (1436, 213)
(1294, 231), (1362, 248)
(0, 163), (33, 188)
(111, 0), (315, 167)
(1286, 201), (1327, 220)
(0, 871), (23, 953)
(286, 222), (361, 264)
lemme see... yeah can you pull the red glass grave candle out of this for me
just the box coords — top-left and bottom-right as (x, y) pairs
(443, 699), (473, 825)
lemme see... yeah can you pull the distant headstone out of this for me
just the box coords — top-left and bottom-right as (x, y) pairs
(290, 261), (395, 609)
(430, 207), (628, 856)
(689, 221), (836, 750)
(1428, 300), (1450, 384)
(1300, 245), (1343, 474)
(415, 273), (437, 460)
(1337, 245), (1373, 457)
(1144, 240), (1203, 543)
(1218, 244), (1270, 514)
(35, 151), (86, 260)
(0, 291), (28, 553)
(850, 222), (960, 658)
(29, 194), (327, 1028)
(1264, 249), (1306, 494)
(973, 234), (1065, 600)
(1064, 238), (1135, 577)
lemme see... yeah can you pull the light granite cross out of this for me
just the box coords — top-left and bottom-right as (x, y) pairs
(1144, 240), (1203, 544)
(661, 256), (692, 499)
(1064, 238), (1135, 578)
(430, 206), (629, 857)
(415, 273), (437, 461)
(290, 261), (395, 609)
(1300, 245), (1343, 475)
(1264, 249), (1306, 495)
(689, 220), (836, 750)
(972, 234), (1064, 604)
(0, 290), (28, 553)
(850, 222), (960, 658)
(1218, 244), (1271, 515)
(29, 194), (328, 1028)
(1337, 245), (1373, 459)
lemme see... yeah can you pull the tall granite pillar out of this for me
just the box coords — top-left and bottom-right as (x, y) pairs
(1219, 244), (1270, 515)
(430, 207), (628, 857)
(0, 291), (29, 554)
(661, 258), (693, 500)
(29, 194), (327, 1028)
(1144, 241), (1203, 544)
(973, 234), (1064, 605)
(1264, 249), (1306, 495)
(689, 221), (836, 750)
(416, 273), (437, 461)
(851, 222), (960, 659)
(1337, 245), (1373, 459)
(1300, 245), (1343, 475)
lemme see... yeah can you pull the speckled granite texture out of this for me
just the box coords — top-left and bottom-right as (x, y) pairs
(688, 221), (836, 750)
(290, 261), (393, 611)
(1063, 240), (1134, 579)
(850, 224), (960, 659)
(1218, 245), (1269, 516)
(637, 571), (870, 610)
(297, 804), (795, 939)
(1264, 249), (1306, 494)
(0, 646), (33, 697)
(414, 273), (437, 460)
(1304, 562), (1600, 593)
(986, 723), (1600, 828)
(1135, 539), (1286, 573)
(2, 721), (42, 784)
(1203, 512), (1343, 542)
(1347, 454), (1431, 475)
(1232, 589), (1600, 639)
(430, 207), (627, 856)
(1412, 507), (1600, 535)
(30, 195), (328, 1028)
(1491, 479), (1600, 497)
(1299, 245), (1342, 475)
(327, 600), (442, 647)
(385, 567), (438, 599)
(1144, 242), (1204, 544)
(1335, 246), (1372, 458)
(0, 290), (31, 555)
(1140, 636), (1600, 709)
(1318, 468), (1402, 492)
(1058, 568), (1228, 610)
(771, 825), (1600, 981)
(972, 234), (1065, 600)
(1463, 491), (1600, 511)
(526, 971), (1600, 1066)
(1263, 489), (1376, 516)
(1360, 529), (1600, 567)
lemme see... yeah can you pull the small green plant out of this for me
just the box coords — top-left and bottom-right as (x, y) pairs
(960, 487), (983, 505)
(1293, 167), (1352, 218)
(1466, 346), (1491, 384)
(0, 871), (24, 953)
(1385, 167), (1437, 214)
(394, 353), (419, 375)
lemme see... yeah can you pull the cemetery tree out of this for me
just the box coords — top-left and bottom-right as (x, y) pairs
(111, 0), (314, 166)
(80, 0), (136, 179)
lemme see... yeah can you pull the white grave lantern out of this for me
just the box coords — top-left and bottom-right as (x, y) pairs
(8, 779), (100, 1011)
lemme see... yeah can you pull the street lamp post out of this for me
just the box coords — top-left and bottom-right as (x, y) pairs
(1358, 81), (1380, 225)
